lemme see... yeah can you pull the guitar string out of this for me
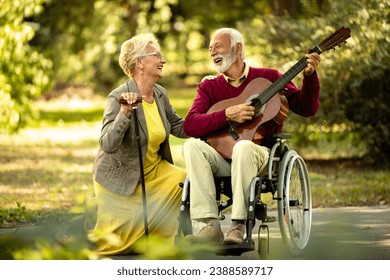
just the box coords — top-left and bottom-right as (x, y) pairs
(229, 57), (309, 131)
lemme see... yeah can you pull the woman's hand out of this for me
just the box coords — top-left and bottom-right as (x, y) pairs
(119, 92), (141, 118)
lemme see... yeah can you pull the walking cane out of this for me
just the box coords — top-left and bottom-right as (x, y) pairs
(120, 91), (149, 238)
(132, 103), (149, 238)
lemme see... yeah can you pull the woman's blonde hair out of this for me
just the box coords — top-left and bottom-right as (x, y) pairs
(119, 33), (161, 77)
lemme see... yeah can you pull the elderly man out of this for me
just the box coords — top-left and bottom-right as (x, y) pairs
(182, 27), (321, 245)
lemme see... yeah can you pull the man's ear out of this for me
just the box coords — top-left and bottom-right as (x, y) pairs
(235, 42), (242, 55)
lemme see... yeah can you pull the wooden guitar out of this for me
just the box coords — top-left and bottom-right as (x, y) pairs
(206, 26), (351, 159)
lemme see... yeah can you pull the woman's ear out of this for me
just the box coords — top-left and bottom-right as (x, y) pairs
(135, 58), (144, 71)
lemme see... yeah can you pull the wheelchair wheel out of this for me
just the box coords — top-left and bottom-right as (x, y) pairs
(277, 150), (312, 255)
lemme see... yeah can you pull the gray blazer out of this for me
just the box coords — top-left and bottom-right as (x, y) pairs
(93, 79), (187, 196)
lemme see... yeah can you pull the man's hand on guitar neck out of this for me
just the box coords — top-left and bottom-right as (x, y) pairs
(225, 101), (255, 123)
(304, 52), (321, 76)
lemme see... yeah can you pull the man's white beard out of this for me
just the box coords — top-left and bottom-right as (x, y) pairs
(214, 47), (236, 73)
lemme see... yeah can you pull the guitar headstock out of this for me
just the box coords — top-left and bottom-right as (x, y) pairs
(311, 26), (351, 54)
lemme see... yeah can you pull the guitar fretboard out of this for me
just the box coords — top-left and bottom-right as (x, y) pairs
(229, 58), (307, 132)
(253, 45), (322, 109)
(253, 57), (307, 109)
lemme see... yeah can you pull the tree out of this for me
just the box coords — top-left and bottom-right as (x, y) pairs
(0, 0), (52, 133)
(2, 0), (389, 165)
(239, 0), (390, 164)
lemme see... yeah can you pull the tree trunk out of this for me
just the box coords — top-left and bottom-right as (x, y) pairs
(269, 0), (297, 18)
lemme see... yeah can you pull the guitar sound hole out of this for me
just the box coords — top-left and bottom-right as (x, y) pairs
(247, 95), (266, 118)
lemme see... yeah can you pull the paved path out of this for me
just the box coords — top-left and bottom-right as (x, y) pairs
(1, 206), (389, 260)
(215, 206), (390, 260)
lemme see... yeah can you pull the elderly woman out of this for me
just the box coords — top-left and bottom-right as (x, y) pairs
(89, 33), (187, 255)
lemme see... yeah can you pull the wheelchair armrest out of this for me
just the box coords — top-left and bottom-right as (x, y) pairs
(272, 133), (292, 140)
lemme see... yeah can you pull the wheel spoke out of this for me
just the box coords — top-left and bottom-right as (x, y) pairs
(278, 153), (312, 254)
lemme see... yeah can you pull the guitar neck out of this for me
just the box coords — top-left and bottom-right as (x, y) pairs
(254, 46), (321, 108)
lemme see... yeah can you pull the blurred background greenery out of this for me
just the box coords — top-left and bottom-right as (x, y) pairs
(1, 0), (389, 163)
(0, 0), (389, 259)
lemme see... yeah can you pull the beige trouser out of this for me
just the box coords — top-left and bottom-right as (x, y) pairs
(182, 138), (269, 221)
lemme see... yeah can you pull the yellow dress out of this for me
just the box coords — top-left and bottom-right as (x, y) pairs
(90, 101), (185, 255)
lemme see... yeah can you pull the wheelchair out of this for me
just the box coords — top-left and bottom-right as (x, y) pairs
(176, 133), (312, 259)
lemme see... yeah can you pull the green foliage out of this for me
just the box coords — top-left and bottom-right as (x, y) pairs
(0, 184), (98, 260)
(0, 0), (53, 133)
(0, 214), (99, 260)
(0, 202), (72, 228)
(0, 236), (30, 259)
(309, 160), (389, 207)
(133, 235), (224, 260)
(11, 237), (96, 260)
(0, 202), (34, 227)
(31, 0), (124, 89)
(239, 0), (390, 164)
(342, 70), (390, 164)
(335, 0), (389, 164)
(1, 0), (389, 162)
(28, 0), (278, 91)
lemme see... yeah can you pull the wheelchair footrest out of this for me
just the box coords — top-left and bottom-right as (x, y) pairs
(265, 216), (276, 223)
(215, 238), (255, 256)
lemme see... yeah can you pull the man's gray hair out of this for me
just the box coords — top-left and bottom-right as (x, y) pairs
(213, 28), (245, 60)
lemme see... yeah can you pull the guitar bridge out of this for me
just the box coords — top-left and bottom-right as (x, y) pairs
(227, 123), (239, 140)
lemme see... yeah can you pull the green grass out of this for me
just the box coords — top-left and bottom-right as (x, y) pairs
(0, 86), (389, 228)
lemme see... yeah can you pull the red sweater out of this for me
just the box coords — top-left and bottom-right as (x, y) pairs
(183, 67), (320, 143)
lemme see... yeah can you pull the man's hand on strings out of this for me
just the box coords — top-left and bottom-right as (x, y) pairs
(225, 102), (255, 123)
